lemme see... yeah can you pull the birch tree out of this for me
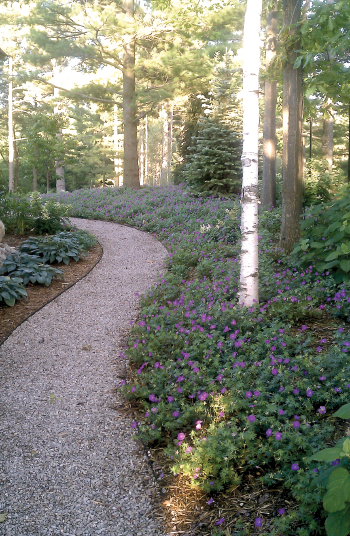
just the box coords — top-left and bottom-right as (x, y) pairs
(239, 0), (262, 307)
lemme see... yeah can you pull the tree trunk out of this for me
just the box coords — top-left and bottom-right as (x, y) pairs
(160, 105), (169, 185)
(8, 56), (14, 192)
(239, 0), (262, 307)
(123, 0), (140, 189)
(53, 60), (66, 192)
(140, 120), (144, 186)
(46, 170), (50, 193)
(309, 116), (312, 177)
(33, 167), (37, 191)
(279, 0), (303, 254)
(322, 99), (334, 174)
(114, 104), (123, 187)
(168, 103), (173, 183)
(14, 139), (18, 190)
(145, 114), (148, 184)
(261, 6), (277, 210)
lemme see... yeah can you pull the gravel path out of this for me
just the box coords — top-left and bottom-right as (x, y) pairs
(0, 219), (168, 536)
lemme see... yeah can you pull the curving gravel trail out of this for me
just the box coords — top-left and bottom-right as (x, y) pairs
(0, 218), (168, 536)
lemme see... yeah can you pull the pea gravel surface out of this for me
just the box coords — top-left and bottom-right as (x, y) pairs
(0, 218), (169, 536)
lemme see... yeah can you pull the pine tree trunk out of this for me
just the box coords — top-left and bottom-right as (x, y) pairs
(160, 105), (169, 185)
(123, 0), (140, 189)
(261, 7), (277, 210)
(33, 167), (37, 191)
(322, 100), (334, 174)
(279, 0), (303, 254)
(14, 139), (18, 190)
(239, 0), (262, 307)
(53, 60), (66, 192)
(8, 56), (14, 192)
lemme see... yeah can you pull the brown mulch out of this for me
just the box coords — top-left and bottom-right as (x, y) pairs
(0, 234), (103, 346)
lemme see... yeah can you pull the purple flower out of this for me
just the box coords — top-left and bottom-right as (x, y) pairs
(198, 392), (208, 401)
(319, 376), (326, 381)
(216, 518), (225, 526)
(246, 391), (252, 398)
(272, 368), (278, 375)
(132, 421), (137, 429)
(173, 411), (179, 417)
(254, 390), (260, 397)
(291, 463), (300, 471)
(306, 389), (313, 397)
(293, 421), (300, 428)
(255, 518), (263, 527)
(316, 346), (322, 352)
(318, 406), (326, 414)
(208, 498), (214, 505)
(275, 432), (282, 440)
(278, 409), (285, 415)
(247, 415), (256, 423)
(334, 387), (342, 393)
(331, 459), (341, 466)
(221, 387), (227, 393)
(185, 446), (192, 453)
(293, 388), (299, 395)
(278, 508), (285, 515)
(168, 396), (174, 402)
(266, 428), (272, 437)
(177, 432), (185, 441)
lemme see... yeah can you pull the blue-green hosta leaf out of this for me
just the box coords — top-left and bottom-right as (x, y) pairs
(323, 468), (350, 512)
(325, 504), (350, 536)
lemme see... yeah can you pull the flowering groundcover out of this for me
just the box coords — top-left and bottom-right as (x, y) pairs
(51, 184), (350, 535)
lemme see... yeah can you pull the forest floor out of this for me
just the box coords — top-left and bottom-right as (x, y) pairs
(0, 234), (103, 346)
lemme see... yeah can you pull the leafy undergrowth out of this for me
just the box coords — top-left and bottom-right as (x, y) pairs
(51, 184), (350, 535)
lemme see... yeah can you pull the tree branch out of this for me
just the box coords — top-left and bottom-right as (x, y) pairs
(33, 77), (123, 104)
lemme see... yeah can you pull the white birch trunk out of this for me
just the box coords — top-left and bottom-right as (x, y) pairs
(140, 120), (144, 186)
(160, 105), (169, 185)
(145, 114), (148, 184)
(239, 0), (262, 307)
(168, 103), (173, 183)
(53, 60), (65, 192)
(8, 56), (14, 192)
(114, 104), (123, 186)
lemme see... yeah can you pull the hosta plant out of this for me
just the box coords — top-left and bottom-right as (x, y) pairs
(0, 253), (63, 286)
(20, 233), (86, 265)
(0, 276), (27, 306)
(309, 403), (350, 536)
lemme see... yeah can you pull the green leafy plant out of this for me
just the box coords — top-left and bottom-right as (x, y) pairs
(292, 186), (350, 282)
(0, 191), (71, 235)
(309, 404), (350, 536)
(19, 233), (86, 265)
(0, 275), (27, 306)
(58, 229), (97, 251)
(0, 253), (63, 286)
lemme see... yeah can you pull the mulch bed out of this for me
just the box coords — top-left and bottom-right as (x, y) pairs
(0, 234), (103, 346)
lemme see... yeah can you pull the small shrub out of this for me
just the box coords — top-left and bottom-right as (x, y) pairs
(0, 275), (27, 306)
(20, 233), (86, 265)
(0, 191), (71, 235)
(59, 229), (97, 251)
(0, 253), (63, 286)
(292, 186), (350, 282)
(307, 403), (350, 536)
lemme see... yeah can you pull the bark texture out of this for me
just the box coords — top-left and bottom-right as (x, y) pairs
(239, 0), (262, 307)
(33, 167), (37, 191)
(123, 0), (140, 189)
(8, 56), (14, 192)
(53, 61), (66, 192)
(160, 105), (169, 185)
(279, 0), (303, 254)
(261, 8), (278, 210)
(114, 104), (123, 187)
(322, 101), (334, 173)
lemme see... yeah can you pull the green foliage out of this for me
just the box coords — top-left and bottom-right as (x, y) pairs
(19, 232), (86, 265)
(292, 186), (350, 282)
(183, 117), (242, 196)
(0, 191), (71, 235)
(0, 253), (63, 286)
(308, 404), (350, 536)
(62, 229), (97, 251)
(0, 275), (27, 306)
